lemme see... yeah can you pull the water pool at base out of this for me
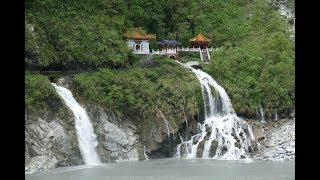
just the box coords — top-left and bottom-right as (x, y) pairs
(26, 158), (294, 180)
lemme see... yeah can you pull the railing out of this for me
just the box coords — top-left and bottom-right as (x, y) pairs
(177, 46), (217, 52)
(134, 46), (219, 55)
(166, 48), (177, 53)
(206, 48), (211, 61)
(132, 50), (150, 54)
(152, 48), (177, 54)
(199, 48), (203, 61)
(177, 47), (200, 52)
(207, 47), (214, 51)
(152, 49), (166, 55)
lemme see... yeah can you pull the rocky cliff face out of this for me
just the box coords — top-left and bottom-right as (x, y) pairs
(26, 76), (295, 175)
(270, 0), (295, 40)
(25, 111), (83, 173)
(25, 105), (146, 174)
(25, 78), (147, 173)
(83, 104), (145, 162)
(259, 119), (295, 161)
(247, 116), (295, 161)
(84, 103), (196, 160)
(25, 84), (183, 174)
(136, 115), (176, 158)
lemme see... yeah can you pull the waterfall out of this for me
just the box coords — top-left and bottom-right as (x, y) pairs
(274, 111), (278, 121)
(144, 146), (149, 160)
(183, 108), (189, 141)
(198, 76), (215, 119)
(175, 144), (181, 158)
(174, 61), (255, 160)
(52, 83), (101, 165)
(259, 104), (265, 123)
(159, 110), (171, 138)
(196, 123), (202, 133)
(179, 133), (184, 143)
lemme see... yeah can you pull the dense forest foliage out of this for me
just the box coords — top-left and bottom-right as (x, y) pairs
(25, 73), (70, 119)
(204, 0), (295, 118)
(25, 0), (294, 120)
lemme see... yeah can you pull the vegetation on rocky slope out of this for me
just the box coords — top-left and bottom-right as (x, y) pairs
(71, 58), (202, 129)
(204, 0), (295, 118)
(25, 0), (294, 120)
(25, 73), (70, 119)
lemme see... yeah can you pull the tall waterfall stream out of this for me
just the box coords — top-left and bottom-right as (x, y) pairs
(52, 83), (101, 165)
(175, 62), (255, 160)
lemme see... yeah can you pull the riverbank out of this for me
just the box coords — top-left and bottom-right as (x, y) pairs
(247, 116), (295, 161)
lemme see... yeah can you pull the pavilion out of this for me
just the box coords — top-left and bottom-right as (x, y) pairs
(154, 39), (181, 59)
(190, 33), (211, 50)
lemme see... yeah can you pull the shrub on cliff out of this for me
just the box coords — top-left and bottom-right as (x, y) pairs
(25, 73), (70, 119)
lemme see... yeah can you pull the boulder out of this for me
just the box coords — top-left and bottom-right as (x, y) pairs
(209, 140), (219, 157)
(25, 115), (83, 173)
(196, 140), (205, 158)
(85, 105), (144, 162)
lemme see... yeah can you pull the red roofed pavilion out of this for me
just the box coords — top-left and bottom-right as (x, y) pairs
(190, 33), (211, 50)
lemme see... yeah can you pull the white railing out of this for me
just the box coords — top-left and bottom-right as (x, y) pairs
(132, 49), (150, 54)
(199, 48), (203, 61)
(177, 46), (218, 52)
(152, 49), (166, 55)
(177, 47), (201, 52)
(206, 48), (211, 61)
(208, 47), (213, 51)
(166, 48), (177, 53)
(149, 46), (219, 56)
(152, 48), (177, 55)
(208, 47), (219, 51)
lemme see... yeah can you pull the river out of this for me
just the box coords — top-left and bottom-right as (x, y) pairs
(25, 158), (294, 180)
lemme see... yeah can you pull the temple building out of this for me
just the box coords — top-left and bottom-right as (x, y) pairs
(155, 39), (181, 52)
(123, 28), (156, 54)
(190, 33), (211, 49)
(154, 39), (181, 59)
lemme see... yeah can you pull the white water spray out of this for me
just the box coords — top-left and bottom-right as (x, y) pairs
(174, 61), (255, 160)
(183, 108), (189, 141)
(179, 133), (184, 143)
(144, 146), (149, 160)
(159, 110), (171, 138)
(259, 104), (265, 123)
(52, 83), (101, 165)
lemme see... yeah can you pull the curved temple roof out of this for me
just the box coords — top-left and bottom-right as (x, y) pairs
(156, 39), (182, 46)
(190, 33), (211, 42)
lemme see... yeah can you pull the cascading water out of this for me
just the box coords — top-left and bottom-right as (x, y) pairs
(274, 111), (278, 121)
(174, 62), (255, 160)
(179, 133), (184, 143)
(144, 146), (149, 160)
(259, 104), (266, 123)
(52, 83), (101, 165)
(159, 110), (171, 138)
(183, 108), (189, 141)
